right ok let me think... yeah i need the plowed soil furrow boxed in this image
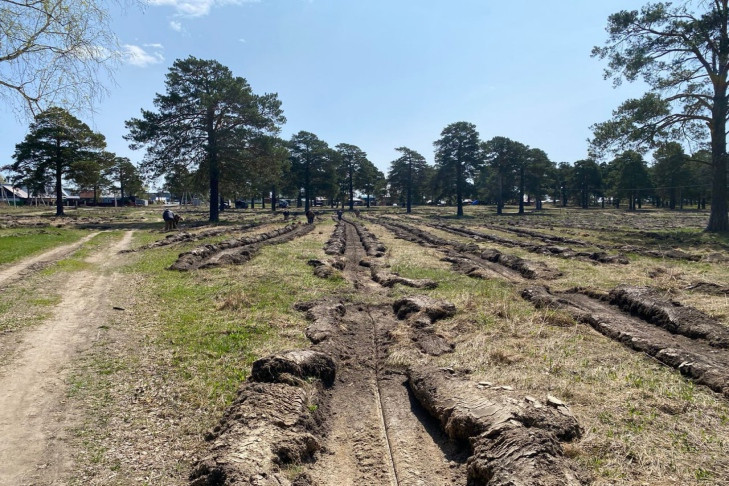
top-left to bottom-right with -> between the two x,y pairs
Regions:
378,372 -> 467,485
124,220 -> 267,252
370,218 -> 526,282
469,222 -> 587,247
170,222 -> 313,271
481,222 -> 706,261
305,221 -> 466,485
428,222 -> 628,265
523,287 -> 729,398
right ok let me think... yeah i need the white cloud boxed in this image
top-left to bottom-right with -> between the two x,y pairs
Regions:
169,20 -> 183,31
123,44 -> 165,67
148,0 -> 260,18
238,38 -> 246,43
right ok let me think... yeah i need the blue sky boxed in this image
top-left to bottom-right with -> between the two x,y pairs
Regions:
1,0 -> 647,187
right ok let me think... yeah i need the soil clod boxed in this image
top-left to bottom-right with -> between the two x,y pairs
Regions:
407,367 -> 584,485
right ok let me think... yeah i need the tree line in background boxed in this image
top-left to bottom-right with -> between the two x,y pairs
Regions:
3,1 -> 729,230
0,55 -> 721,223
1,107 -> 145,217
389,125 -> 715,217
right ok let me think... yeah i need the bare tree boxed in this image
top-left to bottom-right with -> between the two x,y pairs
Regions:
0,0 -> 119,117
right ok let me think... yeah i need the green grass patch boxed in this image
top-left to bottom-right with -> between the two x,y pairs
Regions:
0,227 -> 89,265
122,227 -> 348,408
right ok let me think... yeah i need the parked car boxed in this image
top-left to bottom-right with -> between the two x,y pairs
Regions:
235,200 -> 248,209
277,199 -> 289,208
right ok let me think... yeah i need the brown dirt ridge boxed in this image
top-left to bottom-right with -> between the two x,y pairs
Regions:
189,214 -> 587,485
522,285 -> 729,399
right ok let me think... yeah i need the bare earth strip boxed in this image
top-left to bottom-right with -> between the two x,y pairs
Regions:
305,221 -> 466,485
0,231 -> 133,485
0,232 -> 100,287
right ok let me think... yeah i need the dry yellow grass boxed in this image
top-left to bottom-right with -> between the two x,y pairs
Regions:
370,214 -> 729,485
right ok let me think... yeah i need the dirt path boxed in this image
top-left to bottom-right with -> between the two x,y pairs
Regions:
0,231 -> 133,485
305,220 -> 466,485
0,232 -> 100,287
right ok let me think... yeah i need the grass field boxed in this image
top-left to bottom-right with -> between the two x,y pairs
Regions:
1,204 -> 728,485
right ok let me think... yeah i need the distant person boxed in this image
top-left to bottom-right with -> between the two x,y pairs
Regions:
306,209 -> 315,224
337,209 -> 343,221
162,208 -> 175,231
283,210 -> 290,221
354,208 -> 361,218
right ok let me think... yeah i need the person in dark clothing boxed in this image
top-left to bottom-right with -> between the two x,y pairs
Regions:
283,210 -> 290,221
162,209 -> 182,230
306,209 -> 315,224
163,208 -> 175,231
337,209 -> 343,220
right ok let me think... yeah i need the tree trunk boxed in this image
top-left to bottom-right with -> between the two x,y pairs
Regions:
207,112 -> 220,222
706,76 -> 729,230
406,158 -> 412,214
304,157 -> 311,212
54,138 -> 64,216
497,172 -> 503,215
455,155 -> 464,217
348,168 -> 354,211
518,165 -> 524,214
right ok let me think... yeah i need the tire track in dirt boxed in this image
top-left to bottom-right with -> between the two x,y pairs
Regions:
0,231 -> 133,485
0,232 -> 100,288
304,220 -> 466,485
191,218 -> 585,484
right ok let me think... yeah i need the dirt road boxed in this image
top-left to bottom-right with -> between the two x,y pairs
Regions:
299,220 -> 467,485
0,231 -> 133,485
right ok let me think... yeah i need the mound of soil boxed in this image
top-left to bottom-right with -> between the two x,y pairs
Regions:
609,286 -> 729,348
298,301 -> 346,344
408,367 -> 584,485
393,295 -> 457,322
480,248 -> 563,279
170,223 -> 312,271
251,350 -> 337,386
348,219 -> 386,257
392,295 -> 456,356
522,286 -> 729,399
369,264 -> 438,289
324,222 -> 346,255
122,222 -> 262,253
686,281 -> 729,296
190,350 -> 335,485
307,259 -> 339,279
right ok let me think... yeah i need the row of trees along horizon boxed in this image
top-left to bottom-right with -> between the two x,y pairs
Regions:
4,2 -> 729,230
0,57 -> 720,224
